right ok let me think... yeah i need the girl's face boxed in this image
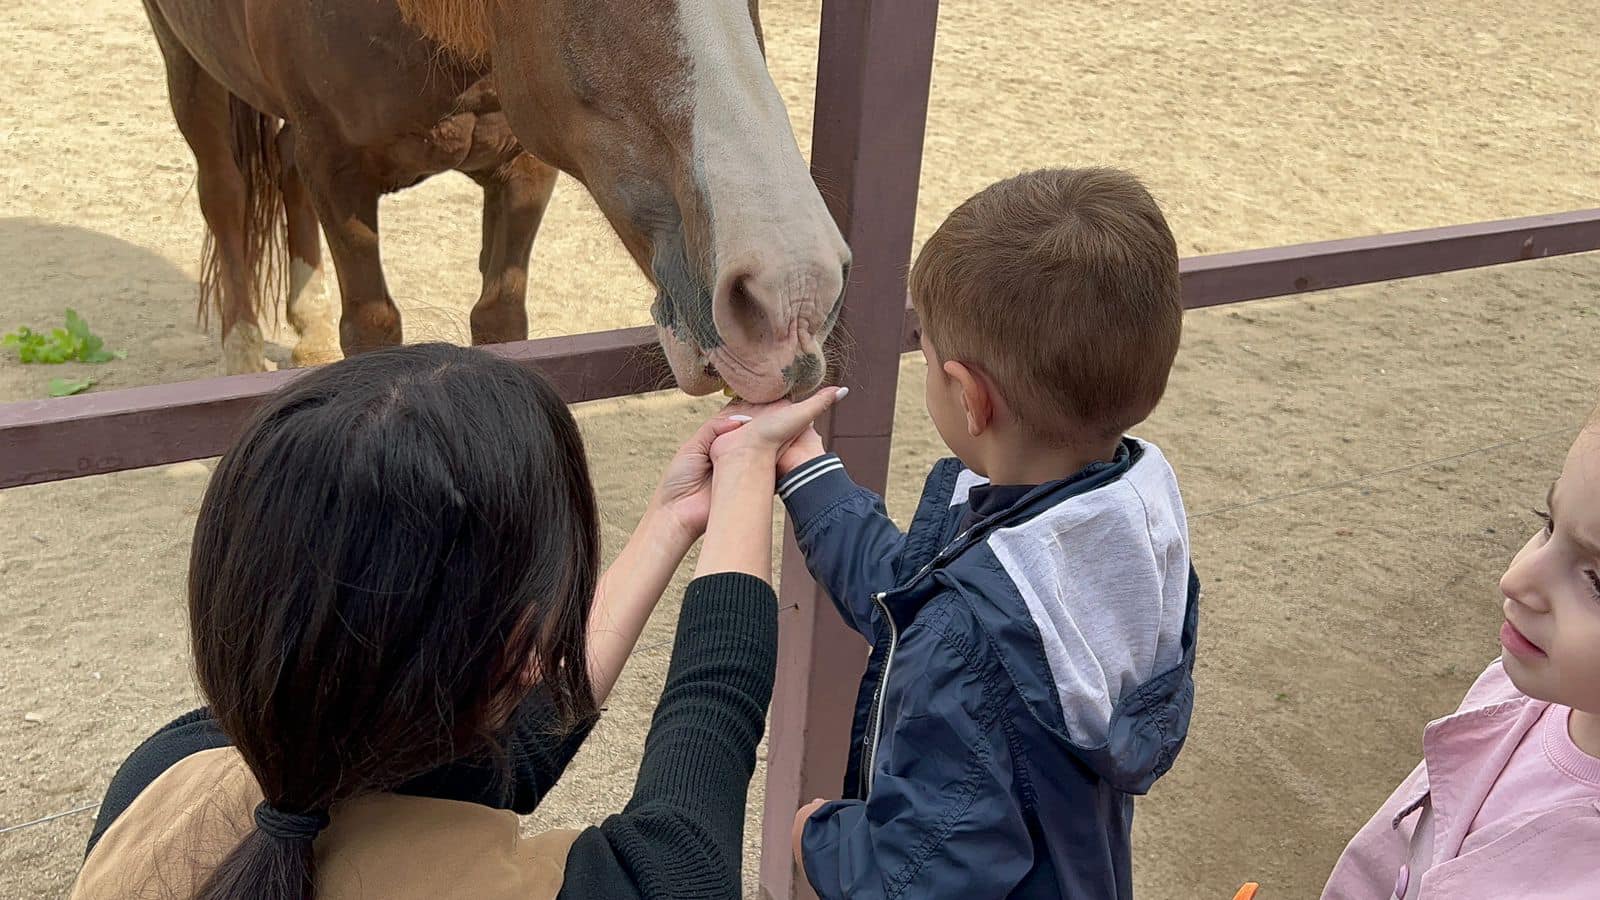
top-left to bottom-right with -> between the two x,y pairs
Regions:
1498,427 -> 1600,714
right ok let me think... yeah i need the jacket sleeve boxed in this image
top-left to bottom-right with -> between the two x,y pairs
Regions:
560,572 -> 778,900
778,454 -> 907,642
799,623 -> 1032,899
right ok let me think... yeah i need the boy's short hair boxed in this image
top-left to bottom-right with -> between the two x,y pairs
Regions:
910,167 -> 1182,442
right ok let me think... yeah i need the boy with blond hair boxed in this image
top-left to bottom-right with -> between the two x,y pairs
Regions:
773,168 -> 1200,898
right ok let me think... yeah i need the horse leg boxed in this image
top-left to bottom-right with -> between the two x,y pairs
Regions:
468,155 -> 558,345
277,130 -> 341,367
156,37 -> 276,374
296,138 -> 402,355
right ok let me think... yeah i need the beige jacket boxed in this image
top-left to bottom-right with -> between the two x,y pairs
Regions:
70,746 -> 579,900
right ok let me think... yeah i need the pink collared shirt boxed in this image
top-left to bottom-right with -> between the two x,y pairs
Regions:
1465,704 -> 1600,850
1320,659 -> 1600,899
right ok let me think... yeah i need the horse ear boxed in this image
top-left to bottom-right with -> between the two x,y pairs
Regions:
395,0 -> 495,61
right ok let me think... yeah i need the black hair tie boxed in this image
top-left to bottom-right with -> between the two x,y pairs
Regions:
254,801 -> 331,842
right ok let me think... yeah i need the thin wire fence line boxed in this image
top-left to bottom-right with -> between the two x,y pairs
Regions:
1192,427 -> 1570,520
0,802 -> 99,836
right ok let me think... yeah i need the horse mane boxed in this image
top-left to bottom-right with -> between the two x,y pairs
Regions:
395,0 -> 497,60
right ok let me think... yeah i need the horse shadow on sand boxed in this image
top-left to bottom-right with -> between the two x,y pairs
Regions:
0,217 -> 284,402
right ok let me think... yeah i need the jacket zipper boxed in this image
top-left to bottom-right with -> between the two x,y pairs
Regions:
858,527 -> 972,795
859,591 -> 898,794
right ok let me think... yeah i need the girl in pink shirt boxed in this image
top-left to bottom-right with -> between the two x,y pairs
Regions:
1320,419 -> 1600,899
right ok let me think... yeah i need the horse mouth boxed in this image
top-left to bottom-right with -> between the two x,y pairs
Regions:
657,324 -> 726,396
656,325 -> 818,402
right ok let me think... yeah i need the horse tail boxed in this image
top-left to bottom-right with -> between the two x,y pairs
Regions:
198,95 -> 287,332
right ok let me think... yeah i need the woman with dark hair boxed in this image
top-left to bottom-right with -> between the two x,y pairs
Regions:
69,343 -> 843,900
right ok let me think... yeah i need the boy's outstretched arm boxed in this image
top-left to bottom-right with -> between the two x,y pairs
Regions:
796,628 -> 1032,899
775,436 -> 907,642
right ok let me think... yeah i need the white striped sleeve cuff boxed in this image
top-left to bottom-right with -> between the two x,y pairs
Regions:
777,453 -> 845,501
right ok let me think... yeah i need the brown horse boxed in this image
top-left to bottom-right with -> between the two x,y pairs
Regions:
141,0 -> 849,401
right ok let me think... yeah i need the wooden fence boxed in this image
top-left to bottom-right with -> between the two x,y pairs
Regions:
2,0 -> 1599,896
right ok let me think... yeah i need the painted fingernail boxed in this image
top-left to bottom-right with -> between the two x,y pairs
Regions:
730,415 -> 753,423
834,387 -> 850,400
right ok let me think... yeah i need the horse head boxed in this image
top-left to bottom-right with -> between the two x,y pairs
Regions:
397,0 -> 850,402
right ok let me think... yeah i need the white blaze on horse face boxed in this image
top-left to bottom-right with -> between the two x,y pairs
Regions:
675,0 -> 848,400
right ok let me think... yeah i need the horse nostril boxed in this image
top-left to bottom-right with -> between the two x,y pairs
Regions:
716,271 -> 778,348
729,275 -> 759,320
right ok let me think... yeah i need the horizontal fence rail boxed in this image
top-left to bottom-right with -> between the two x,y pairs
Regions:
0,326 -> 665,489
3,209 -> 1599,490
1178,208 -> 1600,309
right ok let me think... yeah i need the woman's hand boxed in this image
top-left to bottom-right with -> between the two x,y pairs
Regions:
649,413 -> 752,546
710,387 -> 848,466
694,388 -> 847,580
586,412 -> 750,705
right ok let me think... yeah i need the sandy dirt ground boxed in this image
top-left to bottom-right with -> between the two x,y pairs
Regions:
3,0 -> 1599,897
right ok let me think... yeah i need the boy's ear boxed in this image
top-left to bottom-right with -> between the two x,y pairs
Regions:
944,360 -> 993,437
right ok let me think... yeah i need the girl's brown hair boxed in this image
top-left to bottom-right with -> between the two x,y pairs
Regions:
188,343 -> 600,899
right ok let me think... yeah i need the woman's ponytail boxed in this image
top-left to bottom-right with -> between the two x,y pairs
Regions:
192,803 -> 327,900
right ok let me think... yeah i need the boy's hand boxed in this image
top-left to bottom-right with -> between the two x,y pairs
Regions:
777,424 -> 827,477
791,798 -> 828,870
711,387 -> 847,465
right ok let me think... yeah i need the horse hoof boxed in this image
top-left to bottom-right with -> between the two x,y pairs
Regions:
291,343 -> 343,368
220,356 -> 277,375
220,323 -> 273,375
219,357 -> 278,374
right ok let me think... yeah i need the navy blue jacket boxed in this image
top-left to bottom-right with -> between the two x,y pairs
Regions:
778,438 -> 1201,899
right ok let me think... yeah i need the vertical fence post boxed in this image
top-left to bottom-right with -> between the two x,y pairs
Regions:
759,2 -> 940,898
